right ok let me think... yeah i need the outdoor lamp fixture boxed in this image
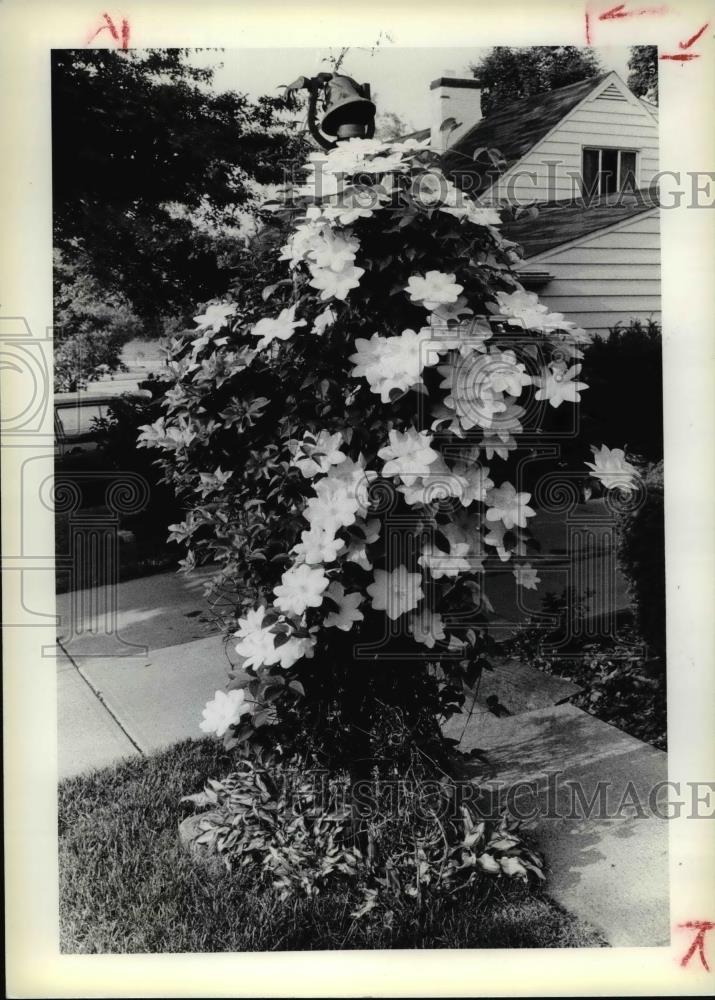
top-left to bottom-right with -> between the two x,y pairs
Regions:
283,72 -> 376,149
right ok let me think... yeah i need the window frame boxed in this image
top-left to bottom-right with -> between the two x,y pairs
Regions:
581,145 -> 640,197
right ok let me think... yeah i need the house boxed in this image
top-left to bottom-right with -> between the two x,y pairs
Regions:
418,71 -> 661,336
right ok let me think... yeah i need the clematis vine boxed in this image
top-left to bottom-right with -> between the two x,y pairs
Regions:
145,134 -> 595,759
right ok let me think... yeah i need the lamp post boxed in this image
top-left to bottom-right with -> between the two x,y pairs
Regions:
284,72 -> 376,149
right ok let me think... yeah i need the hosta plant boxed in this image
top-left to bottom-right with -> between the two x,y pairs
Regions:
181,728 -> 545,918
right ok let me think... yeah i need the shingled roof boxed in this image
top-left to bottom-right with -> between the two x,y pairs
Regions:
441,74 -> 608,195
499,189 -> 659,259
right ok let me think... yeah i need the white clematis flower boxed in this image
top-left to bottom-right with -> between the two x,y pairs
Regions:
408,609 -> 447,648
452,462 -> 494,506
482,349 -> 532,397
534,363 -> 588,408
271,634 -> 316,670
367,566 -> 424,620
273,563 -> 329,616
290,429 -> 346,479
193,302 -> 237,333
323,580 -> 364,631
495,288 -> 584,335
312,306 -> 337,336
418,524 -> 471,579
349,328 -> 439,403
378,427 -> 441,485
309,262 -> 365,301
234,605 -> 267,639
513,564 -> 541,590
251,305 -> 307,349
406,270 -> 464,311
585,445 -> 639,491
292,525 -> 344,565
483,521 -> 513,562
279,220 -> 326,267
305,477 -> 361,531
311,138 -> 390,176
396,456 -> 467,507
200,688 -> 253,737
479,429 -> 518,461
235,624 -> 279,670
438,355 -> 508,431
309,228 -> 359,272
485,483 -> 536,531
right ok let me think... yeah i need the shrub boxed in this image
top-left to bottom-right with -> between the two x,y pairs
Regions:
505,590 -> 666,749
579,318 -> 663,465
617,459 -> 666,663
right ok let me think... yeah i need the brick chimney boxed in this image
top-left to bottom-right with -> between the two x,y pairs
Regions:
430,71 -> 483,152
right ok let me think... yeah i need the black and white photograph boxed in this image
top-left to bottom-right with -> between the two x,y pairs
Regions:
2,2 -> 714,996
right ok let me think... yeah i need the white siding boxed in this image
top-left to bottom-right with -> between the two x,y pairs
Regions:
489,77 -> 659,203
519,210 -> 661,336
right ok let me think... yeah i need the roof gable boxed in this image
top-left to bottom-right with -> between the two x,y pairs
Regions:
441,73 -> 610,194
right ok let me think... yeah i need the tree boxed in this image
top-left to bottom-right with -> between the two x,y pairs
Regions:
627,46 -> 658,104
137,136 -> 621,907
374,110 -> 414,141
471,46 -> 603,116
53,249 -> 141,391
52,49 -> 308,337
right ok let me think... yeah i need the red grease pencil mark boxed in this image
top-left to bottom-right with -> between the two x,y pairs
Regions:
599,2 -> 668,20
586,10 -> 592,44
661,21 -> 709,60
680,21 -> 709,48
87,13 -> 131,50
679,920 -> 715,971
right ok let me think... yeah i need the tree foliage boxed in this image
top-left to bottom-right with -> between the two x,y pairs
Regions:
52,49 -> 308,335
471,46 -> 603,116
53,249 -> 141,391
374,110 -> 414,141
627,45 -> 658,104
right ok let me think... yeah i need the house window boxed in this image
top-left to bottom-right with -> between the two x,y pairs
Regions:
582,147 -> 638,197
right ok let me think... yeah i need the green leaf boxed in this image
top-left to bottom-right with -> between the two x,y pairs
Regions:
252,708 -> 274,729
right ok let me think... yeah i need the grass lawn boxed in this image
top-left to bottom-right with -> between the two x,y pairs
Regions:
59,739 -> 608,953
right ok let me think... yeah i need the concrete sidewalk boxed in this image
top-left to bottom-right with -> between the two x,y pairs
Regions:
57,565 -> 236,778
444,704 -> 669,947
57,554 -> 668,947
56,511 -> 632,779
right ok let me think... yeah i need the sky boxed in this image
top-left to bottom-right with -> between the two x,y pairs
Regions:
189,46 -> 633,132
